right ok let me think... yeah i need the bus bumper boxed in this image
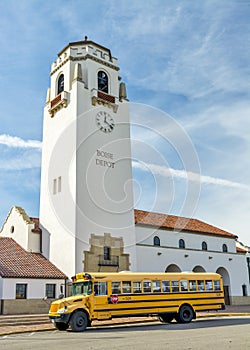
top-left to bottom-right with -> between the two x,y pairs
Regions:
49,314 -> 71,325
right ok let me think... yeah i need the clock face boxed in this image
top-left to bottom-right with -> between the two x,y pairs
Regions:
96,111 -> 114,133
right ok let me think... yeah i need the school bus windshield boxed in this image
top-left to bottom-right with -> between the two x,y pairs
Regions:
72,281 -> 92,296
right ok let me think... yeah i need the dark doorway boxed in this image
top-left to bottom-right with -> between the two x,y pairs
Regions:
224,286 -> 230,305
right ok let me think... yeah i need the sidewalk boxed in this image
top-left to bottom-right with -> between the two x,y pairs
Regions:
1,305 -> 250,336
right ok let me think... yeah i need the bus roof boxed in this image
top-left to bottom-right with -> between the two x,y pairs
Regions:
74,271 -> 221,282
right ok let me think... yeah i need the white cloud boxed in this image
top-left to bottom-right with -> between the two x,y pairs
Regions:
0,134 -> 42,149
0,150 -> 41,171
132,160 -> 250,191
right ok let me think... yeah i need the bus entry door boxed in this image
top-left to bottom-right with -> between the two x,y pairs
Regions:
93,282 -> 111,320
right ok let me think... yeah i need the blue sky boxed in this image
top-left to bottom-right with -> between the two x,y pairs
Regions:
0,0 -> 250,245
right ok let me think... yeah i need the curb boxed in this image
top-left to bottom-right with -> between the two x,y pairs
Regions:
1,313 -> 250,337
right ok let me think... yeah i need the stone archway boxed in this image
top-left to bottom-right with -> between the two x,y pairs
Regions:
216,267 -> 231,305
165,264 -> 181,272
193,265 -> 206,272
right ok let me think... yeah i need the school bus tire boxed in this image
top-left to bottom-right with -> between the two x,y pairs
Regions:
176,304 -> 194,323
70,310 -> 89,332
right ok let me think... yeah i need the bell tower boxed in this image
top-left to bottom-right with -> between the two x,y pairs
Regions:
39,38 -> 137,277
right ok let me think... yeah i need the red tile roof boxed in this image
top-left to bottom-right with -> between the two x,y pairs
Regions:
134,209 -> 237,238
236,246 -> 248,253
0,238 -> 67,279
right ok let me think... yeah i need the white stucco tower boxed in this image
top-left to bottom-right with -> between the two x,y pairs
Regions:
40,38 -> 137,277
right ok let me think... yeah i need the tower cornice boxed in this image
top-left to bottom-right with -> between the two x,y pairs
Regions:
50,54 -> 119,76
58,40 -> 114,60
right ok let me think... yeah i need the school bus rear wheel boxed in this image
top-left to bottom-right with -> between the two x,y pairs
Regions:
176,305 -> 194,323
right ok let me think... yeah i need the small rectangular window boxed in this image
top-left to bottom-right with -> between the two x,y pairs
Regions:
206,280 -> 213,291
122,281 -> 131,294
189,280 -> 197,292
112,281 -> 121,294
16,284 -> 27,299
198,280 -> 205,291
214,280 -> 221,291
162,280 -> 170,293
133,281 -> 141,293
172,281 -> 179,292
53,179 -> 57,194
104,246 -> 111,260
143,280 -> 152,293
152,280 -> 161,293
180,280 -> 188,292
46,284 -> 56,298
58,176 -> 62,192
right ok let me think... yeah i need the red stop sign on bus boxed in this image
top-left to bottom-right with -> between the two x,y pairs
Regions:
111,294 -> 118,304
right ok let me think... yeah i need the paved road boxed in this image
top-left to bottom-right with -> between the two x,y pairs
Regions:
1,316 -> 250,350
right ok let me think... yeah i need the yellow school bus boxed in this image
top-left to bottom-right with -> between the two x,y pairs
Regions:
48,271 -> 225,331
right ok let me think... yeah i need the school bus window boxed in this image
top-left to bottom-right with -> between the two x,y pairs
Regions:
112,281 -> 121,294
206,280 -> 213,291
72,281 -> 92,296
122,281 -> 131,294
214,280 -> 221,291
94,282 -> 107,296
162,280 -> 170,292
189,280 -> 197,292
133,281 -> 141,293
172,281 -> 179,292
143,280 -> 152,293
180,280 -> 188,291
152,280 -> 161,293
198,280 -> 205,291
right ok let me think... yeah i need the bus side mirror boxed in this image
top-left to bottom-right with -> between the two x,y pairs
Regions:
58,293 -> 64,299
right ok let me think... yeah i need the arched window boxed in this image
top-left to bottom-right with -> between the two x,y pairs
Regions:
57,74 -> 64,94
222,244 -> 228,252
179,239 -> 185,249
98,71 -> 108,93
202,241 -> 207,251
153,236 -> 160,246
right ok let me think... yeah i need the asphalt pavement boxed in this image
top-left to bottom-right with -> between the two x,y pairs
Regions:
1,305 -> 250,336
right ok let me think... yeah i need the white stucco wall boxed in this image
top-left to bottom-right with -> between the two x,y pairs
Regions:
0,207 -> 40,253
1,207 -> 30,249
1,278 -> 65,299
135,225 -> 249,297
136,225 -> 236,253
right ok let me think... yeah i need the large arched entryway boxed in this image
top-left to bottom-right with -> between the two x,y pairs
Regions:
165,264 -> 181,272
217,267 -> 231,305
192,265 -> 206,272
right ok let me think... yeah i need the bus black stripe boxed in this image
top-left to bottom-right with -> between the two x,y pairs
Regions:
108,296 -> 223,304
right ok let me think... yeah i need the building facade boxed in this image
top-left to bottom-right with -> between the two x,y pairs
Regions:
37,38 -> 249,305
134,209 -> 249,305
0,39 -> 249,310
0,207 -> 67,314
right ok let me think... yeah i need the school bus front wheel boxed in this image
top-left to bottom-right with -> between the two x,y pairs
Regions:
70,310 -> 89,332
